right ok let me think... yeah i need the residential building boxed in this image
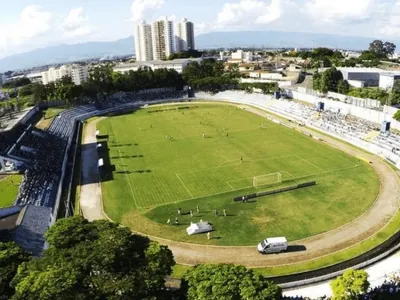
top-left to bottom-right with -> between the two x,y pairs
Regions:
134,21 -> 153,62
231,50 -> 253,63
41,64 -> 88,85
113,58 -> 203,74
379,73 -> 400,90
26,72 -> 43,84
175,18 -> 195,52
152,17 -> 175,60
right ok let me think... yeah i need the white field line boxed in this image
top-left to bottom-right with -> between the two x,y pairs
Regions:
225,181 -> 235,190
178,154 -> 298,176
175,173 -> 194,198
192,155 -> 207,169
110,123 -> 139,209
137,163 -> 361,209
296,155 -> 325,172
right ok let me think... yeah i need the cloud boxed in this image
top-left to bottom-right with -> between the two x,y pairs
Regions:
130,0 -> 164,22
0,5 -> 53,50
305,0 -> 375,23
62,7 -> 94,37
380,0 -> 400,36
216,0 -> 283,27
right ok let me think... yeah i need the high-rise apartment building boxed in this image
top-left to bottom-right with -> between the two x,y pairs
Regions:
151,17 -> 175,60
134,21 -> 153,62
175,18 -> 195,52
41,64 -> 88,85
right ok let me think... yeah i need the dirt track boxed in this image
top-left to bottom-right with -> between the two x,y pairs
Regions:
81,102 -> 400,267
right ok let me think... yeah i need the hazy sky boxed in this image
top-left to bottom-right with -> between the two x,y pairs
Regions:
0,0 -> 400,58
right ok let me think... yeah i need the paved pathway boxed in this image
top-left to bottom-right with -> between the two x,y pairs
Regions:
79,118 -> 105,221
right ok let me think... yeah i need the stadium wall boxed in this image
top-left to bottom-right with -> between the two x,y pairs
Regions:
285,90 -> 400,130
20,107 -> 39,125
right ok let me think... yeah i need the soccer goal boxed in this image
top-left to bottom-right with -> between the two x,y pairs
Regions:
253,172 -> 282,187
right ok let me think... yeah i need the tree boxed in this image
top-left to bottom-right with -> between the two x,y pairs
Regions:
182,264 -> 281,300
337,80 -> 350,95
12,216 -> 175,300
393,110 -> 400,121
0,242 -> 30,299
331,269 -> 370,300
228,63 -> 241,79
312,47 -> 334,58
368,40 -> 396,58
384,41 -> 396,57
318,67 -> 343,93
369,40 -> 385,57
18,84 -> 34,97
313,71 -> 321,91
31,83 -> 48,104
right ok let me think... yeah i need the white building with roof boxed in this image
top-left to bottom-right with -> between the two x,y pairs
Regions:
41,64 -> 88,85
379,73 -> 400,90
231,50 -> 253,63
27,72 -> 43,84
113,58 -> 202,74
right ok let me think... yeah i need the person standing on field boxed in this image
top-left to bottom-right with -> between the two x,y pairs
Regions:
207,232 -> 211,240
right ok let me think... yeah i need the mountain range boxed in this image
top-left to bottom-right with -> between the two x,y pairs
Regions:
0,31 -> 398,72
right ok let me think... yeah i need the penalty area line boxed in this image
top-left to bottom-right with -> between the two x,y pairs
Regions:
176,173 -> 194,199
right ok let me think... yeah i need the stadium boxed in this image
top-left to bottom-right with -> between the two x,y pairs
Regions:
0,88 -> 399,284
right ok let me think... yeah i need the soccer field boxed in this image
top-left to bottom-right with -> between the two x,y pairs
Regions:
98,103 -> 379,245
0,175 -> 22,208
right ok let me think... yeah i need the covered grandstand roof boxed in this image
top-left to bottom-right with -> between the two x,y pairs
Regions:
13,205 -> 52,256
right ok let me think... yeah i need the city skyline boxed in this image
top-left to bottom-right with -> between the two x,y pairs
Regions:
2,0 -> 400,60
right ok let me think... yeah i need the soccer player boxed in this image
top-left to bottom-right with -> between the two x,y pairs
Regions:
223,209 -> 227,217
196,205 -> 200,213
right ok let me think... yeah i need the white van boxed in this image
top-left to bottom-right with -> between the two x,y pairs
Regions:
257,237 -> 288,254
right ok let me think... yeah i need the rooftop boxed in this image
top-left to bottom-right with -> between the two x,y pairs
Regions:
13,205 -> 52,256
114,58 -> 202,69
0,108 -> 33,133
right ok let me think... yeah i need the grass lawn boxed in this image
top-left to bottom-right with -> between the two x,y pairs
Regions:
98,103 -> 379,246
0,175 -> 22,208
36,107 -> 67,130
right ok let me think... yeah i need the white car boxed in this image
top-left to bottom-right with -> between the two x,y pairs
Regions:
257,237 -> 288,254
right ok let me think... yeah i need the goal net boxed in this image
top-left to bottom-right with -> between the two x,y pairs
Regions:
253,172 -> 282,187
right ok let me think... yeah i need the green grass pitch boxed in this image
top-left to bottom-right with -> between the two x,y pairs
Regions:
0,175 -> 22,208
97,103 -> 379,245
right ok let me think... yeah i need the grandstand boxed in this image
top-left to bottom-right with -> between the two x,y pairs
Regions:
0,89 -> 187,255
